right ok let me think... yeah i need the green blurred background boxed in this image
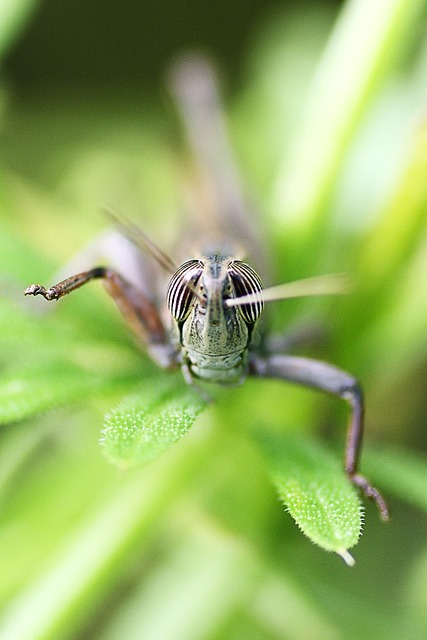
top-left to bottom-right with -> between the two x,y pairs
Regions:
1,0 -> 427,639
3,0 -> 342,84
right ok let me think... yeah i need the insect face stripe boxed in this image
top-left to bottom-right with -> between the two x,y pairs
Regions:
229,261 -> 264,323
167,260 -> 203,322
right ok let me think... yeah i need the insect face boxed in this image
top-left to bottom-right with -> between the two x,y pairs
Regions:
165,256 -> 264,383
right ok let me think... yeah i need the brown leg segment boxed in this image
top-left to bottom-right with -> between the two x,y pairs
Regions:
25,267 -> 107,300
25,267 -> 179,370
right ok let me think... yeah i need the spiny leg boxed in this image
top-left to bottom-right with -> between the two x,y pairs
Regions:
249,354 -> 389,520
25,267 -> 107,300
25,267 -> 179,370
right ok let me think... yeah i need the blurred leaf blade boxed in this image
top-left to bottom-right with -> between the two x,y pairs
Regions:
0,363 -> 136,424
99,528 -> 260,640
0,0 -> 41,61
273,0 -> 427,236
360,122 -> 427,283
364,446 -> 427,513
0,288 -> 146,424
0,438 -> 211,640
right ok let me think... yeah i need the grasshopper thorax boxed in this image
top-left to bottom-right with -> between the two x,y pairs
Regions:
166,255 -> 264,384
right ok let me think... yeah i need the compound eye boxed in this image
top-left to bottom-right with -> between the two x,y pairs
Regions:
167,260 -> 203,322
229,261 -> 264,323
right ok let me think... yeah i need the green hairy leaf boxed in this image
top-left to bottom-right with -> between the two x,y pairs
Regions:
255,431 -> 362,561
100,380 -> 207,468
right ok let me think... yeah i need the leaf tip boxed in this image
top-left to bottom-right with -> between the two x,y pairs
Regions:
336,548 -> 356,567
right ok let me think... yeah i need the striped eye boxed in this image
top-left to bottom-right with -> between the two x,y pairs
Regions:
167,260 -> 203,322
228,261 -> 264,323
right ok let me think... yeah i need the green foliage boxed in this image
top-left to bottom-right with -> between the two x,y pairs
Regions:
101,381 -> 207,468
1,0 -> 427,639
256,432 -> 362,559
0,0 -> 40,60
364,447 -> 427,512
0,363 -> 117,423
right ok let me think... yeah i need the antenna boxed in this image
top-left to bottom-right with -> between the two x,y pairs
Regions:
103,208 -> 179,274
226,273 -> 350,307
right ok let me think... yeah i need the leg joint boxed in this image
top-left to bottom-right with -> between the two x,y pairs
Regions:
339,378 -> 363,403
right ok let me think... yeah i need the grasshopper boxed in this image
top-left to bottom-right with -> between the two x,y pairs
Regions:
24,55 -> 389,520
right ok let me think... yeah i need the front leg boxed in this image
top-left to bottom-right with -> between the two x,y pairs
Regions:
25,267 -> 179,370
249,354 -> 389,520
